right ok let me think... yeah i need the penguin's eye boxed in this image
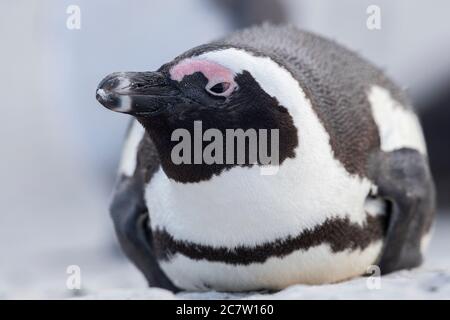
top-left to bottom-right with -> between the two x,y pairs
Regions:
206,82 -> 232,97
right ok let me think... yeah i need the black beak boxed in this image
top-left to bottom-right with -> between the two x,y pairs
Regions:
96,71 -> 180,116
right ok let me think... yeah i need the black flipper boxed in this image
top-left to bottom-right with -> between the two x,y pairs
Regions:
368,148 -> 436,274
110,175 -> 179,291
110,129 -> 179,292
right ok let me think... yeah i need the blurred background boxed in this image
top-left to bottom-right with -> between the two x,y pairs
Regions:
0,0 -> 449,299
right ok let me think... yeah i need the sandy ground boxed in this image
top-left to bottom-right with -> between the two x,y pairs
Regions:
81,214 -> 450,300
1,214 -> 449,300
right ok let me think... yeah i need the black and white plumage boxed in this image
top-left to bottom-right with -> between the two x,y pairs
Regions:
96,25 -> 435,292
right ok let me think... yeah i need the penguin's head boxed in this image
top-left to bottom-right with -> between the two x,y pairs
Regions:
96,47 -> 298,181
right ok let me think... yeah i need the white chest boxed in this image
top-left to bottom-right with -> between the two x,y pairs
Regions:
144,153 -> 383,290
146,159 -> 373,246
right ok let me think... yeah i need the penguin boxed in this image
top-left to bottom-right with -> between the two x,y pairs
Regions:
96,24 -> 435,292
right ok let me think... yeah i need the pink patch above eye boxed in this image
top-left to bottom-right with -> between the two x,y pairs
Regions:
169,58 -> 237,95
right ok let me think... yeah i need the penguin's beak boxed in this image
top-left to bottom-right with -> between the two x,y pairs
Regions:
96,72 -> 180,116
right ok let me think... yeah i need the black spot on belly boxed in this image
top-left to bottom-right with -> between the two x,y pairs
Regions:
152,214 -> 387,265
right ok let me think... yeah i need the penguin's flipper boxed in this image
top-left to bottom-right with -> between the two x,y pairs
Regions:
369,148 -> 435,274
110,174 -> 179,292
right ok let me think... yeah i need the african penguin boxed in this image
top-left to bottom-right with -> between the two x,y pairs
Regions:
96,25 -> 435,292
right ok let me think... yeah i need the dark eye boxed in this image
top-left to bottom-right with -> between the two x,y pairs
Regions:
206,82 -> 231,96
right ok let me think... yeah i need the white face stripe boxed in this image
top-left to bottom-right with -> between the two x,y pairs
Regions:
146,48 -> 374,248
118,120 -> 145,177
368,85 -> 427,154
